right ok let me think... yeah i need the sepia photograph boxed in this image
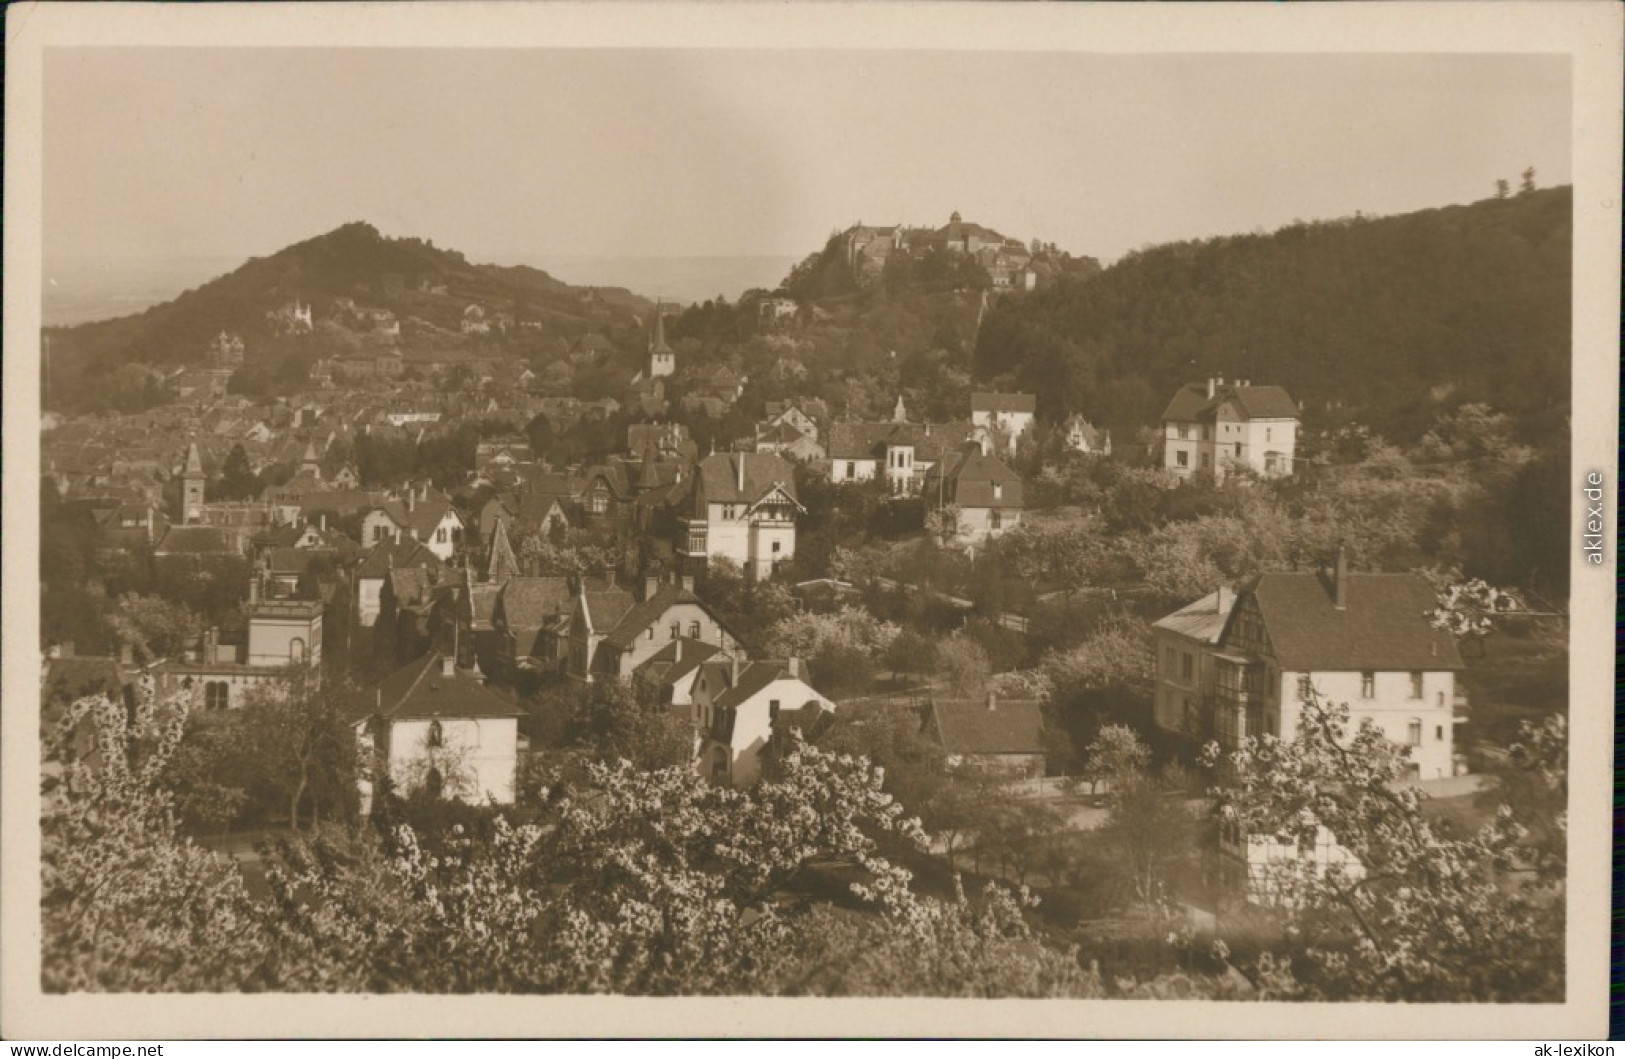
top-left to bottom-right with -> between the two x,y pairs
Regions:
3,1 -> 1618,1041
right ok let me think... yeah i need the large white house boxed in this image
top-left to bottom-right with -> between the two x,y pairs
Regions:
360,651 -> 523,809
969,392 -> 1036,457
690,657 -> 834,787
676,452 -> 803,580
1160,377 -> 1298,480
1157,555 -> 1465,781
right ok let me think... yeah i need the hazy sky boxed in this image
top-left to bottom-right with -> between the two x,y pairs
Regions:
44,48 -> 1571,266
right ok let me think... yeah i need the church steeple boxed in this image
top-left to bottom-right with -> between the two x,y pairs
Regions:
648,301 -> 675,378
181,441 -> 206,524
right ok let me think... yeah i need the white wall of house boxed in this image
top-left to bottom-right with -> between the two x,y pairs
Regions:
361,510 -> 403,545
383,716 -> 518,804
1279,669 -> 1457,780
246,614 -> 323,668
953,505 -> 1019,546
422,511 -> 464,560
698,675 -> 833,787
357,576 -> 385,627
617,602 -> 738,677
702,503 -> 796,580
834,458 -> 878,483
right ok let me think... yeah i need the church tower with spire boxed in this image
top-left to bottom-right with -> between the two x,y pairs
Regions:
181,441 -> 206,524
648,301 -> 675,379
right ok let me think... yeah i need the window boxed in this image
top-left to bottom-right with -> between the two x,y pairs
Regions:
1235,443 -> 1243,457
845,462 -> 855,479
1407,719 -> 1422,747
1410,671 -> 1424,699
1361,672 -> 1375,699
647,627 -> 655,641
436,527 -> 448,544
670,621 -> 681,640
1436,725 -> 1445,741
427,720 -> 444,748
769,699 -> 780,724
689,621 -> 701,639
771,540 -> 781,554
1201,454 -> 1211,468
373,525 -> 388,542
990,509 -> 1002,530
205,681 -> 229,710
1266,427 -> 1273,443
1298,674 -> 1314,701
711,747 -> 729,780
425,768 -> 444,799
1176,451 -> 1189,468
290,638 -> 306,664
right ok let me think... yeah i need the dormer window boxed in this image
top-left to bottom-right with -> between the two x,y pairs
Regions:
993,482 -> 1003,500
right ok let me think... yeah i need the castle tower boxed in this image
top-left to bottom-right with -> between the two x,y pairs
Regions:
181,441 -> 205,524
648,301 -> 675,379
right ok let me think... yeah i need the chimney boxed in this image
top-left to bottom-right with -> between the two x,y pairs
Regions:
320,513 -> 328,532
1333,547 -> 1349,610
1216,585 -> 1231,613
986,690 -> 997,712
644,575 -> 659,601
674,639 -> 683,664
786,656 -> 800,680
736,453 -> 745,493
441,654 -> 457,677
119,642 -> 135,666
730,655 -> 741,687
1206,377 -> 1218,399
406,490 -> 416,513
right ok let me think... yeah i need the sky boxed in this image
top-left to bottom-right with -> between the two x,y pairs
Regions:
43,48 -> 1572,268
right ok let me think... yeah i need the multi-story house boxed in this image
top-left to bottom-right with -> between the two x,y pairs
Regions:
970,392 -> 1036,457
1150,587 -> 1238,747
359,484 -> 466,560
920,447 -> 1024,546
359,651 -> 523,811
1186,554 -> 1465,780
1160,377 -> 1298,480
691,657 -> 833,787
826,415 -> 979,495
566,574 -> 741,682
1061,414 -> 1111,456
157,575 -> 324,711
674,452 -> 803,580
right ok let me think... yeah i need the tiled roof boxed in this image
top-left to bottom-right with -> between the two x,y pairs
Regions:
929,695 -> 1044,756
1152,588 -> 1237,643
923,450 -> 1024,510
1161,383 -> 1298,423
153,525 -> 242,556
1230,572 -> 1465,672
601,585 -> 715,649
495,576 -> 575,630
826,420 -> 978,463
695,452 -> 800,506
580,586 -> 636,634
356,538 -> 442,579
376,652 -> 523,721
633,637 -> 723,686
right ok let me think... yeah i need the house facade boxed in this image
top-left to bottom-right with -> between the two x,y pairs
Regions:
969,393 -> 1036,457
925,691 -> 1045,778
1150,587 -> 1238,745
364,652 -> 523,807
920,448 -> 1024,546
691,658 -> 833,787
676,452 -> 803,580
1161,377 -> 1298,480
1198,556 -> 1465,781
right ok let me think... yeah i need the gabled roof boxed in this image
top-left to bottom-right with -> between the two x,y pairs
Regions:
1161,382 -> 1299,423
1153,588 -> 1238,643
826,420 -> 978,463
153,525 -> 242,556
1227,571 -> 1464,672
356,538 -> 442,579
633,637 -> 724,687
922,449 -> 1024,510
495,576 -> 576,630
694,452 -> 800,507
375,652 -> 523,721
970,392 -> 1036,414
928,695 -> 1044,756
600,585 -> 719,650
579,585 -> 637,634
484,519 -> 520,584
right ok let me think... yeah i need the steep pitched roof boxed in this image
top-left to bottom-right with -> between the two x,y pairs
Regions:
484,519 -> 520,584
375,652 -> 524,721
924,449 -> 1024,510
495,576 -> 576,630
1161,382 -> 1299,423
633,637 -> 723,686
579,585 -> 637,634
600,585 -> 722,650
1152,588 -> 1238,644
694,452 -> 800,507
153,525 -> 241,556
356,538 -> 442,579
929,695 -> 1044,756
826,420 -> 978,463
1230,571 -> 1465,672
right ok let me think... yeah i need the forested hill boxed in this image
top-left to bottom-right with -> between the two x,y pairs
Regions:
43,222 -> 652,413
974,187 -> 1572,442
